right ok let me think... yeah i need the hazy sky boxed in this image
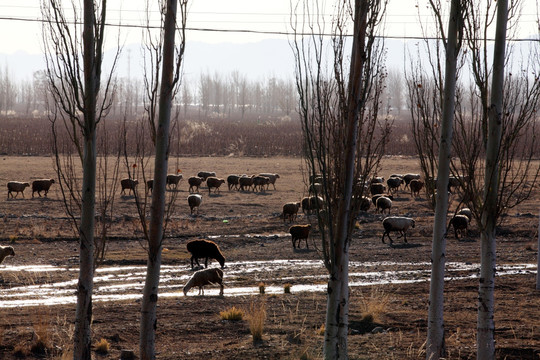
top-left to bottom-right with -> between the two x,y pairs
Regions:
1,1 -> 536,55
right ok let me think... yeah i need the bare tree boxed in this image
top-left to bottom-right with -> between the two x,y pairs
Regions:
139,0 -> 188,358
41,0 -> 119,357
425,1 -> 464,359
291,0 -> 389,357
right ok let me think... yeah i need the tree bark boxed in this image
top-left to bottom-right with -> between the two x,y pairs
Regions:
536,208 -> 540,290
426,1 -> 461,358
477,0 -> 507,358
139,0 -> 177,358
73,1 -> 98,358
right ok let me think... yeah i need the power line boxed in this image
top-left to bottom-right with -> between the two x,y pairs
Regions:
0,15 -> 538,43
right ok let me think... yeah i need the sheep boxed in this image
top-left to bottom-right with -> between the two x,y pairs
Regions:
258,173 -> 280,190
183,267 -> 224,296
289,224 -> 311,249
457,207 -> 472,220
371,194 -> 393,206
386,177 -> 403,195
166,174 -> 183,189
206,176 -> 226,194
301,195 -> 323,215
120,178 -> 138,195
370,176 -> 385,184
187,194 -> 203,215
188,176 -> 204,193
410,179 -> 425,198
376,196 -> 393,214
403,173 -> 421,189
32,179 -> 55,198
370,182 -> 385,196
449,214 -> 469,239
227,174 -> 241,191
7,181 -> 30,198
354,195 -> 371,212
282,201 -> 301,223
197,171 -> 216,181
0,246 -> 15,264
186,239 -> 225,269
146,179 -> 154,194
252,175 -> 270,192
238,175 -> 255,192
308,182 -> 323,195
381,217 -> 416,245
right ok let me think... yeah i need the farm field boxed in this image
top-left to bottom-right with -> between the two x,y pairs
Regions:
0,155 -> 539,359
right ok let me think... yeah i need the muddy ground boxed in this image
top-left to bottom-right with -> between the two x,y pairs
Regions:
0,156 -> 539,359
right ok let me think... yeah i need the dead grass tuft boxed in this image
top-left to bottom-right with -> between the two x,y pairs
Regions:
220,306 -> 244,321
247,299 -> 266,342
356,287 -> 391,323
94,338 -> 110,354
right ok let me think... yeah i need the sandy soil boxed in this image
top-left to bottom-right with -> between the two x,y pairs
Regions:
0,155 -> 539,359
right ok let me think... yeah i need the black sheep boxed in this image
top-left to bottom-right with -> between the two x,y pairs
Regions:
186,239 -> 225,269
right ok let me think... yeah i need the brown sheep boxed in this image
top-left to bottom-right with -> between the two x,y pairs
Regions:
7,181 -> 30,198
32,179 -> 55,198
370,182 -> 385,196
258,173 -> 280,190
252,175 -> 270,192
289,224 -> 312,249
449,215 -> 469,239
146,179 -> 154,194
206,176 -> 226,194
186,239 -> 225,269
0,246 -> 15,264
238,175 -> 255,191
166,174 -> 183,189
410,179 -> 424,198
183,267 -> 224,296
188,176 -> 204,193
197,171 -> 216,181
282,202 -> 301,223
227,174 -> 241,191
120,178 -> 138,195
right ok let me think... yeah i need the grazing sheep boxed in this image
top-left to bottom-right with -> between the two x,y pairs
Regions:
376,196 -> 393,214
166,174 -> 183,189
370,176 -> 385,184
7,181 -> 30,198
188,176 -> 204,193
449,215 -> 469,239
0,246 -> 15,264
410,179 -> 425,198
197,171 -> 216,181
146,179 -> 154,194
227,174 -> 241,191
238,175 -> 255,192
381,217 -> 416,245
355,196 -> 371,212
206,176 -> 226,194
283,202 -> 301,223
386,177 -> 403,195
457,207 -> 472,220
183,267 -> 224,296
252,175 -> 270,192
258,173 -> 280,190
308,182 -> 323,195
448,175 -> 469,192
289,224 -> 312,249
32,179 -> 55,198
371,194 -> 393,206
186,239 -> 225,269
301,195 -> 324,215
403,173 -> 421,189
187,194 -> 203,215
370,182 -> 385,196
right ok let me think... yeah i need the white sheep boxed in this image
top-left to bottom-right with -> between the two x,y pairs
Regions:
32,179 -> 55,198
376,196 -> 393,214
183,267 -> 224,296
0,246 -> 15,264
7,181 -> 30,198
381,216 -> 416,245
258,173 -> 280,190
187,194 -> 203,215
282,201 -> 301,223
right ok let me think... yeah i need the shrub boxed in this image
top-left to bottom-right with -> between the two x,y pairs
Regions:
247,300 -> 266,342
357,287 -> 390,323
220,306 -> 244,321
94,338 -> 110,354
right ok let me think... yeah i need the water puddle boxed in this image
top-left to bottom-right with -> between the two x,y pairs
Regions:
0,261 -> 535,308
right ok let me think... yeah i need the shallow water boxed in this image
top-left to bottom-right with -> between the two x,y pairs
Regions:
0,261 -> 536,307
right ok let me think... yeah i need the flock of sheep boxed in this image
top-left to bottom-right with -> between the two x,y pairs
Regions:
6,179 -> 55,198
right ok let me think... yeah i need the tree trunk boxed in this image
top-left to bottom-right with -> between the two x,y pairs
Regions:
537,208 -> 540,290
426,1 -> 461,358
477,0 -> 507,358
139,0 -> 177,358
73,1 -> 98,358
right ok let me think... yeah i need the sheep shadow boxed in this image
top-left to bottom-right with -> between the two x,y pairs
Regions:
388,242 -> 422,249
292,247 -> 313,253
208,193 -> 224,198
120,194 -> 137,200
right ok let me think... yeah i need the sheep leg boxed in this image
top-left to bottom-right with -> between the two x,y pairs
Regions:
304,238 -> 309,249
292,237 -> 297,249
204,257 -> 208,268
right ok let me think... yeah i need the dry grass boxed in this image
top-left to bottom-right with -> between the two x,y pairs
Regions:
219,306 -> 244,321
356,287 -> 391,324
94,338 -> 110,354
247,299 -> 267,342
258,282 -> 266,294
283,283 -> 292,294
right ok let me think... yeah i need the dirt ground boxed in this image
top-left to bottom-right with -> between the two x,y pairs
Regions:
0,155 -> 539,359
